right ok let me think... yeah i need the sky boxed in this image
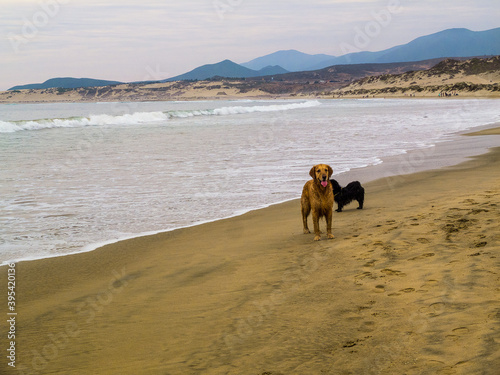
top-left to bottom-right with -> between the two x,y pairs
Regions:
1,0 -> 499,90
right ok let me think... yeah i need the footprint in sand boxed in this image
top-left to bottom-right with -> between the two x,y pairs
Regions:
462,198 -> 479,205
446,327 -> 470,341
469,208 -> 489,215
380,268 -> 406,277
488,310 -> 500,320
468,252 -> 482,257
419,302 -> 446,317
387,292 -> 401,297
363,260 -> 377,268
373,285 -> 385,293
420,279 -> 439,290
354,271 -> 377,285
473,241 -> 487,248
409,252 -> 435,261
356,271 -> 377,280
417,238 -> 431,244
448,207 -> 467,212
357,301 -> 377,312
400,287 -> 415,293
452,327 -> 469,334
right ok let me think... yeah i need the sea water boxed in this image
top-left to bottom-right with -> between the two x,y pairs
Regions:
1,99 -> 499,264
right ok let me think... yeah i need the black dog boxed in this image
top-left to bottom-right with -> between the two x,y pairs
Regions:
330,179 -> 365,212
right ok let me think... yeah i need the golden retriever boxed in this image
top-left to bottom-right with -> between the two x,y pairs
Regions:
301,164 -> 335,241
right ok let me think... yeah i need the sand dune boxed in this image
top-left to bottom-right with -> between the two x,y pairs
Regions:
336,57 -> 500,98
0,80 -> 275,103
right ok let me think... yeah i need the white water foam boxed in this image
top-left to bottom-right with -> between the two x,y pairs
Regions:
0,100 -> 321,132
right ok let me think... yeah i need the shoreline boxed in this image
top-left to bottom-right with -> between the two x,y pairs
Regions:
0,85 -> 500,104
1,126 -> 499,374
2,122 -> 499,267
1,92 -> 499,104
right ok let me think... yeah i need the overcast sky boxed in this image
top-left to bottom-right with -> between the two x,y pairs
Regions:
1,0 -> 499,90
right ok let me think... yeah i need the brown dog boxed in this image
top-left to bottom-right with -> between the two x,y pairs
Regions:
301,164 -> 335,241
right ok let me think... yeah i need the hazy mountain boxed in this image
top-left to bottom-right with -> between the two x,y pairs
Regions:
256,65 -> 290,76
250,58 -> 450,84
241,50 -> 335,72
242,28 -> 500,72
163,59 -> 289,81
9,77 -> 123,90
315,28 -> 500,68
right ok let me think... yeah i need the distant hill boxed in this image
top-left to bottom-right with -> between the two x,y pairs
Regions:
163,60 -> 289,81
248,58 -> 451,84
256,65 -> 290,77
241,28 -> 500,71
241,50 -> 335,72
317,28 -> 500,67
337,56 -> 500,97
9,77 -> 123,91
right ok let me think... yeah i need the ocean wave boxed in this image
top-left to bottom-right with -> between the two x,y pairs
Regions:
0,100 -> 321,133
212,100 -> 321,115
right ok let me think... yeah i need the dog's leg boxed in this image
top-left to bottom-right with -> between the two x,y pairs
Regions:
302,204 -> 311,234
326,210 -> 335,239
312,211 -> 321,241
358,192 -> 364,209
336,203 -> 343,212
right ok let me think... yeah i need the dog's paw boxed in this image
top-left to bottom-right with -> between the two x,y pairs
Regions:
303,229 -> 311,234
314,235 -> 321,241
327,233 -> 335,240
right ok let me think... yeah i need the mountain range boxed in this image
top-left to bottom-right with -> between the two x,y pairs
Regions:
163,60 -> 289,81
8,27 -> 500,91
241,28 -> 500,71
9,77 -> 123,91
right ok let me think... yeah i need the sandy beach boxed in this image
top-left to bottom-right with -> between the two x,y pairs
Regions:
1,128 -> 500,374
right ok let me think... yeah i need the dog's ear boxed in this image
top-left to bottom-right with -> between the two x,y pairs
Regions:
328,165 -> 333,178
309,166 -> 317,179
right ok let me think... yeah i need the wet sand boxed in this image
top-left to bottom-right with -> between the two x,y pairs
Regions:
1,129 -> 499,374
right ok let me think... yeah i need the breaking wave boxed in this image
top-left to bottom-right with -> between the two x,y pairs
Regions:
0,100 -> 321,133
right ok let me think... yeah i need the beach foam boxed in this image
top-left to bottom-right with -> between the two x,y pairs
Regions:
0,100 -> 321,133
